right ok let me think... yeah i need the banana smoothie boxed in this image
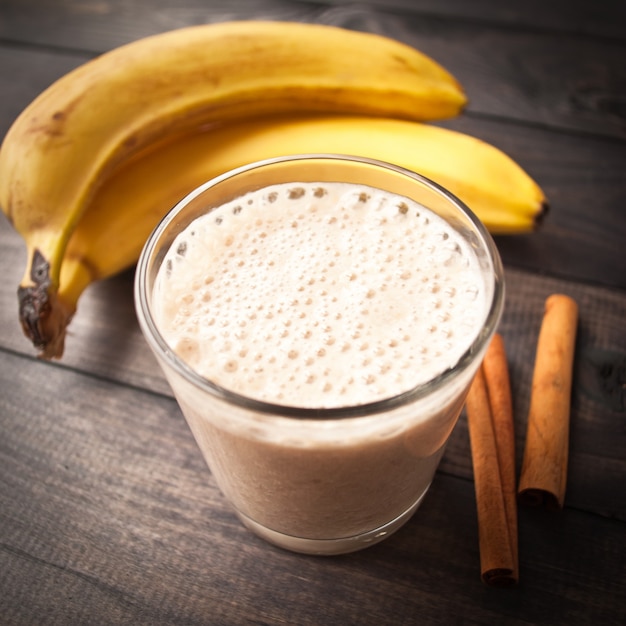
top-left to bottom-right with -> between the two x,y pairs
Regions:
137,157 -> 503,554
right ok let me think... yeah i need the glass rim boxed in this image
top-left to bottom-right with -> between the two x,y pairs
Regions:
134,153 -> 505,420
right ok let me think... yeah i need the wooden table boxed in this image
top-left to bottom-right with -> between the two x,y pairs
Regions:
1,1 -> 625,624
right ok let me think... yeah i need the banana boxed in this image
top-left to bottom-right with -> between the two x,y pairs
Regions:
44,114 -> 547,359
0,20 -> 466,356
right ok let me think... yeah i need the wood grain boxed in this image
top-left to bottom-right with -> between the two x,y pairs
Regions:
0,0 -> 625,624
1,351 -> 624,624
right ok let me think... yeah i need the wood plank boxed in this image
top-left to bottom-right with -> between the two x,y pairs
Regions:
297,0 -> 626,40
0,0 -> 317,51
1,351 -> 624,625
3,0 -> 625,43
0,1 -> 624,139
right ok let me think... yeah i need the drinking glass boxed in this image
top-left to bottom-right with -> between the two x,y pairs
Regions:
135,154 -> 504,555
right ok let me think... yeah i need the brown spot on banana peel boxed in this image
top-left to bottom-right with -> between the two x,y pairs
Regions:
17,249 -> 72,359
18,250 -> 51,346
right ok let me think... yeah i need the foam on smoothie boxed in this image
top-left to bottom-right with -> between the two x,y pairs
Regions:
152,181 -> 487,407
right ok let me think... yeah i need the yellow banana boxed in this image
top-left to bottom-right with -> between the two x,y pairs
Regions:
45,114 -> 547,359
0,20 -> 466,356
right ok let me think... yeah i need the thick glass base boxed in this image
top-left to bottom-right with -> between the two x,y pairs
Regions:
236,485 -> 431,556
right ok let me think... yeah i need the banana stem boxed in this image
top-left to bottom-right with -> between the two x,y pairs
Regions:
17,248 -> 79,358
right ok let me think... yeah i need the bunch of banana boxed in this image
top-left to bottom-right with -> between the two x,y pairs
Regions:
0,19 -> 468,358
0,20 -> 547,359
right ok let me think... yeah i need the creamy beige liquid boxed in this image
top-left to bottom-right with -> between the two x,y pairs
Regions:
151,181 -> 489,549
154,182 -> 486,407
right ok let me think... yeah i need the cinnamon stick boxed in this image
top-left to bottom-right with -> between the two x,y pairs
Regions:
518,294 -> 578,509
466,363 -> 516,587
482,333 -> 518,581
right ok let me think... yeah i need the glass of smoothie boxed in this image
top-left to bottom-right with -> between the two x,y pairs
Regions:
135,154 -> 504,555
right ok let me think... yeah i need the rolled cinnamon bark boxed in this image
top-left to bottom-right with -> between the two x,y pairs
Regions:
466,363 -> 517,587
518,294 -> 578,509
482,333 -> 518,580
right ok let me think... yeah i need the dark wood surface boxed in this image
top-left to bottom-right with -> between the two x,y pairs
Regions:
1,1 -> 625,624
